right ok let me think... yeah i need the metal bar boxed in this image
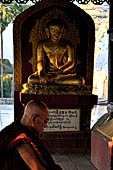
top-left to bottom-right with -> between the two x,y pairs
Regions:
0,10 -> 3,98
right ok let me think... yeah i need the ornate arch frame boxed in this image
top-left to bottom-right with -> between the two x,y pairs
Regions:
14,0 -> 95,92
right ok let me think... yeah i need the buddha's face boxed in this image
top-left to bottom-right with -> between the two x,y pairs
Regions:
49,25 -> 64,41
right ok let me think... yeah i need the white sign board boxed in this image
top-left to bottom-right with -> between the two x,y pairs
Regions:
44,109 -> 80,132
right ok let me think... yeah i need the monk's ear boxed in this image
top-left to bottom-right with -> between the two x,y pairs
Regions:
31,114 -> 37,124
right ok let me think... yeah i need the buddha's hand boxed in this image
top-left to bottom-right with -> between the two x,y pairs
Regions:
34,71 -> 38,75
39,75 -> 48,84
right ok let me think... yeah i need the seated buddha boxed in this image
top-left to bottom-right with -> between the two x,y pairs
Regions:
28,18 -> 85,86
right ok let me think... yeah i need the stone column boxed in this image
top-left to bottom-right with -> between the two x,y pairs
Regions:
108,1 -> 113,102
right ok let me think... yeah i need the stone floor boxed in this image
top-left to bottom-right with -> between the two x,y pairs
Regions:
52,153 -> 97,170
0,101 -> 108,170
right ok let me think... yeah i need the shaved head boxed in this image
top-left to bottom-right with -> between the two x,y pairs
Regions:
24,100 -> 48,115
21,100 -> 49,128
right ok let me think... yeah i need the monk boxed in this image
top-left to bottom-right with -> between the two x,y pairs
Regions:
0,100 -> 62,170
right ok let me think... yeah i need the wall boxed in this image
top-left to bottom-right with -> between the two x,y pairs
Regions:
80,2 -> 109,99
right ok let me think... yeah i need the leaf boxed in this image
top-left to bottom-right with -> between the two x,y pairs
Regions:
1,3 -> 32,32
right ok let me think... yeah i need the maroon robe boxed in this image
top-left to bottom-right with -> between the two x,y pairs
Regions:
0,120 -> 62,170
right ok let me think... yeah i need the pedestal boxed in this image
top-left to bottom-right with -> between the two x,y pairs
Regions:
19,93 -> 97,153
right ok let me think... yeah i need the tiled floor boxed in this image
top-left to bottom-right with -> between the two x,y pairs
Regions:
0,102 -> 107,170
52,153 -> 97,170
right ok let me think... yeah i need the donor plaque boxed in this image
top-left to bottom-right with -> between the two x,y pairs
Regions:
45,109 -> 80,132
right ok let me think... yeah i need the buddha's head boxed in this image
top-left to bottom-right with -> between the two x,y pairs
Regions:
45,18 -> 66,41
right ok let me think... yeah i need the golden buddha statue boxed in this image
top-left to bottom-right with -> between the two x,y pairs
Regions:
28,18 -> 85,86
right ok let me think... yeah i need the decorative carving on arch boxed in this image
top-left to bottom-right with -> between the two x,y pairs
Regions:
1,0 -> 110,5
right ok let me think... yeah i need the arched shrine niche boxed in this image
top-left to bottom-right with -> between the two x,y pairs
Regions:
14,0 -> 95,96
